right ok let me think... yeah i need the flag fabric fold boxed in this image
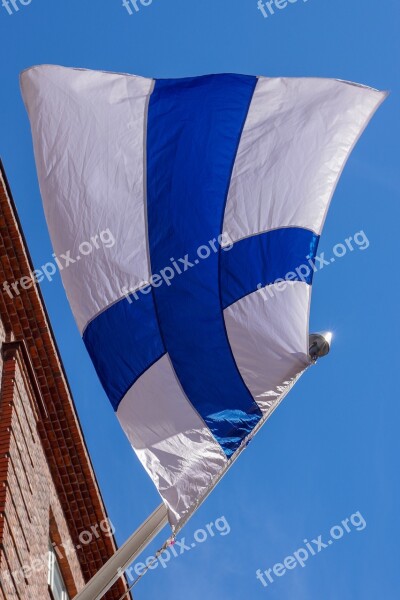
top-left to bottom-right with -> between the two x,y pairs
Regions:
20,65 -> 386,530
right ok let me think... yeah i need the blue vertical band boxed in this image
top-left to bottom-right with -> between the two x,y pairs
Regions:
147,74 -> 261,457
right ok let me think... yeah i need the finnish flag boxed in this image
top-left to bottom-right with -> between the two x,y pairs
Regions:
21,66 -> 385,530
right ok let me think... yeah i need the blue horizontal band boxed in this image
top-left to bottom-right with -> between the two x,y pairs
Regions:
83,226 -> 318,420
83,289 -> 165,411
221,228 -> 319,309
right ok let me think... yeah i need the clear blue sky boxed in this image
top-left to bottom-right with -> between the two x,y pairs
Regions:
1,1 -> 399,598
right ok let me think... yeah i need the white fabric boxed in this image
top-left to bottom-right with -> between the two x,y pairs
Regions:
21,65 -> 386,530
21,65 -> 154,333
224,282 -> 311,413
117,354 -> 227,528
223,77 -> 386,241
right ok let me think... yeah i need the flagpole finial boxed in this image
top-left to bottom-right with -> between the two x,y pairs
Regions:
309,332 -> 332,361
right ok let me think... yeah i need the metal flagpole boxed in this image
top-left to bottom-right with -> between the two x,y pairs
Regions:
74,332 -> 332,600
74,503 -> 168,600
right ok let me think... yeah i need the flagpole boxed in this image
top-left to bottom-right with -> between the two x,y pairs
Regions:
74,503 -> 168,600
75,332 -> 332,600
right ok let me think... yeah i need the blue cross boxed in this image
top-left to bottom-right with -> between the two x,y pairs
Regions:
84,75 -> 318,458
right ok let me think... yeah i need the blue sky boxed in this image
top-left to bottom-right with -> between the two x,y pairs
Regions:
1,0 -> 399,598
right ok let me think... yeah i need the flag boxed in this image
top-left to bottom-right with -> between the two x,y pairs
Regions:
21,66 -> 386,530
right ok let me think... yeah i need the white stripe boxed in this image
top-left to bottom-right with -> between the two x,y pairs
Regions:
116,354 -> 227,529
20,65 -> 154,333
223,77 -> 386,241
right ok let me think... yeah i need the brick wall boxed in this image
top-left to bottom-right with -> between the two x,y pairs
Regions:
0,318 -> 6,385
0,341 -> 86,598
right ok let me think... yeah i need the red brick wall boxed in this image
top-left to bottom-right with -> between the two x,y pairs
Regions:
0,319 -> 5,386
0,340 -> 86,599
